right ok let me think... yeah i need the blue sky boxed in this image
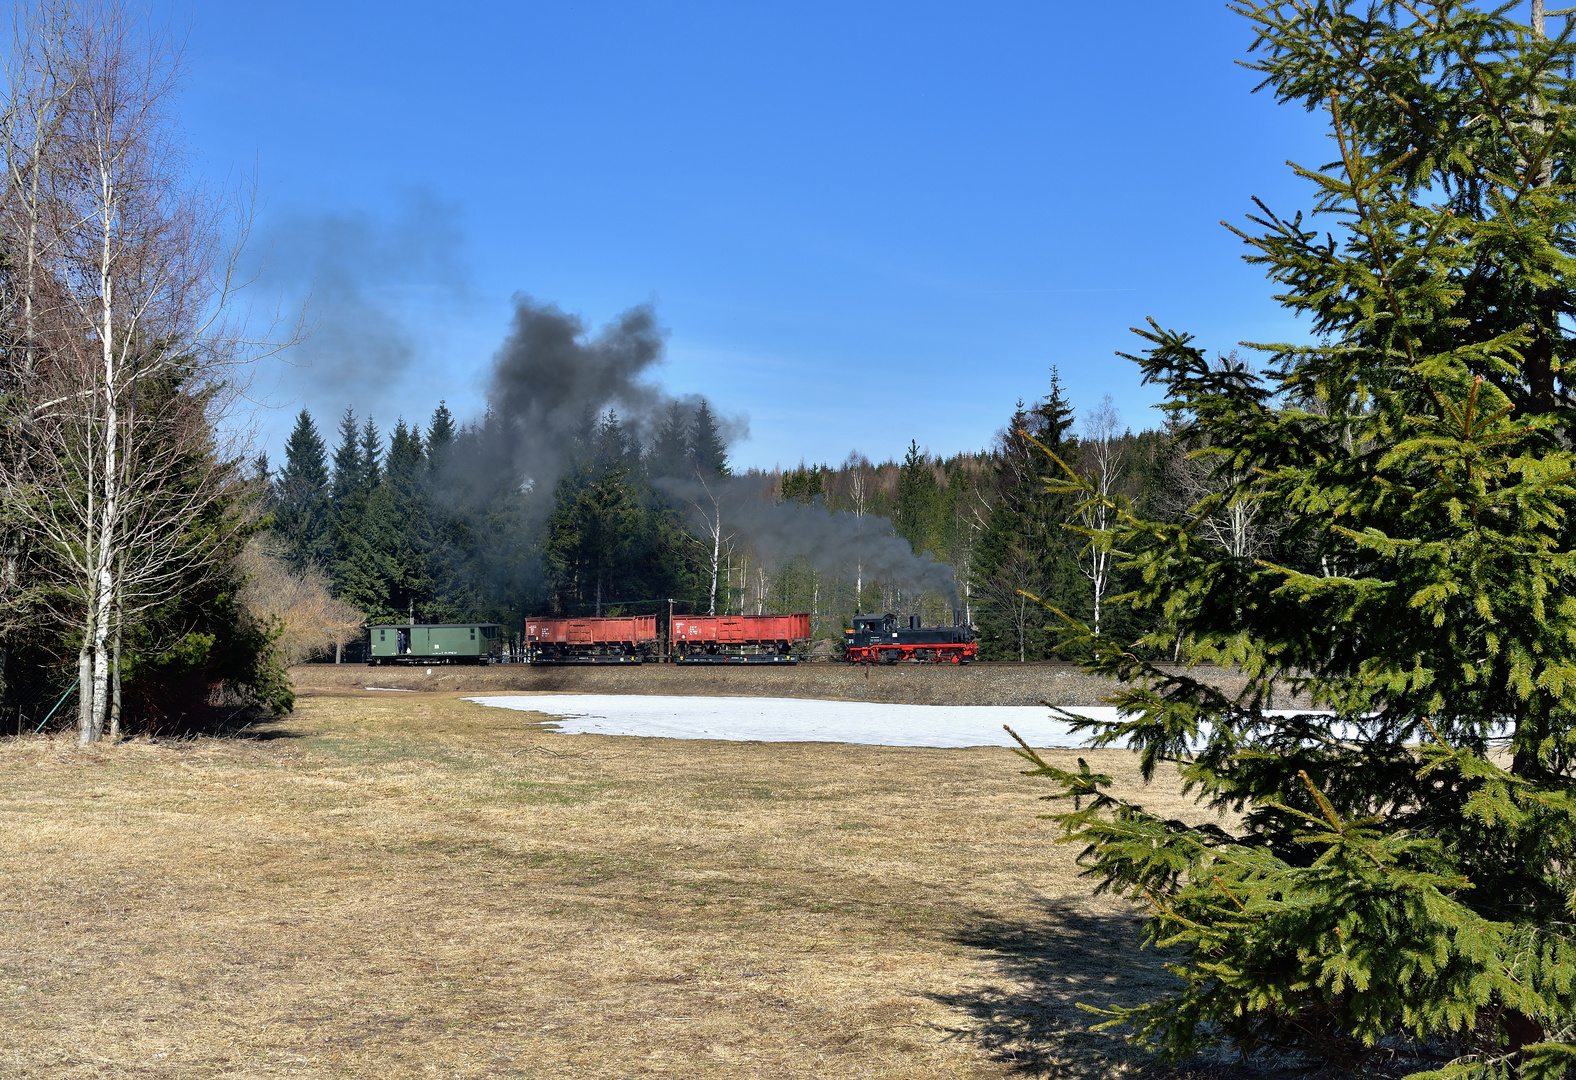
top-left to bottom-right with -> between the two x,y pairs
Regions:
178,0 -> 1329,469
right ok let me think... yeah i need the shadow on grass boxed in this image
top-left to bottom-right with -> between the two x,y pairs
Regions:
929,898 -> 1255,1079
139,708 -> 310,742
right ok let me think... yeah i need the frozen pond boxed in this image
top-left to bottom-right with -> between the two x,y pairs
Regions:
466,694 -> 1123,749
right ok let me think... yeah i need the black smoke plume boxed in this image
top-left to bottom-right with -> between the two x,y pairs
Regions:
658,473 -> 960,607
484,296 -> 747,490
257,191 -> 471,425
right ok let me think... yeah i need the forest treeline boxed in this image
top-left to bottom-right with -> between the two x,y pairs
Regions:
261,368 -> 1274,663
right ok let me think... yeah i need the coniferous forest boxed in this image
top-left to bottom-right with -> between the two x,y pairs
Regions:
260,365 -> 1218,663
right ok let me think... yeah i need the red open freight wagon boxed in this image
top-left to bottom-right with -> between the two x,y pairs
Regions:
670,613 -> 811,664
524,615 -> 657,664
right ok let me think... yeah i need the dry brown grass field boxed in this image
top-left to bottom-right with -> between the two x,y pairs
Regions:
0,688 -> 1218,1079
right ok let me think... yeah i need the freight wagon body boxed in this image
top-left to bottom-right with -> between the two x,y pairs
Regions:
368,623 -> 501,665
670,613 -> 811,663
525,615 -> 658,664
843,613 -> 976,664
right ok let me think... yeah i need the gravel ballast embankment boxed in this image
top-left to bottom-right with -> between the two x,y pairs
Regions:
291,660 -> 1268,708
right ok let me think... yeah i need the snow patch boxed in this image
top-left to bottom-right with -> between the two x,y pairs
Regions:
465,694 -> 1124,748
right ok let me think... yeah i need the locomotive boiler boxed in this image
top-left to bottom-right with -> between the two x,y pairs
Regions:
842,613 -> 976,664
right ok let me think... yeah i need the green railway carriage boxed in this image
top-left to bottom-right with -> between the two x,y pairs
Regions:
367,623 -> 501,665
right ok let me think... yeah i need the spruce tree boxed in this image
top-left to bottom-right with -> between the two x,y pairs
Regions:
426,401 -> 456,474
1020,4 -> 1576,1074
781,462 -> 825,504
273,409 -> 331,569
325,408 -> 388,616
329,408 -> 361,504
895,440 -> 939,554
358,416 -> 383,489
974,374 -> 1083,659
689,398 -> 729,476
545,410 -> 650,615
377,420 -> 433,620
649,401 -> 692,479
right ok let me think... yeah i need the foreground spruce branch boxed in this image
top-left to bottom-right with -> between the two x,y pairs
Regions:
1018,2 -> 1576,1076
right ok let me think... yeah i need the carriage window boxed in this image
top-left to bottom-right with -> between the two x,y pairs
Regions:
470,628 -> 475,639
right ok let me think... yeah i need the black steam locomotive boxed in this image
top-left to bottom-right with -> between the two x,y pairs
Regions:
843,613 -> 976,664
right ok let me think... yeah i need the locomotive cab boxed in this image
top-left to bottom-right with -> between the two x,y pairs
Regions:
848,613 -> 899,647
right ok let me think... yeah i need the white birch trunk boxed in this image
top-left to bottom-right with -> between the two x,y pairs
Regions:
707,525 -> 720,616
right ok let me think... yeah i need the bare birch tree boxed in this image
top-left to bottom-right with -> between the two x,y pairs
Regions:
842,451 -> 872,611
1162,355 -> 1280,562
0,2 -> 286,743
1076,394 -> 1124,637
950,479 -> 990,625
678,470 -> 733,616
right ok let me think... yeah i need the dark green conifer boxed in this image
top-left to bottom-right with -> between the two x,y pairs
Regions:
781,462 -> 824,504
425,401 -> 455,474
688,399 -> 728,476
330,408 -> 361,502
1020,4 -> 1576,1073
274,409 -> 331,568
358,417 -> 383,488
649,401 -> 691,479
895,440 -> 938,554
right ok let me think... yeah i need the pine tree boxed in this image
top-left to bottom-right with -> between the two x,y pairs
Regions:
689,398 -> 729,476
1019,4 -> 1576,1074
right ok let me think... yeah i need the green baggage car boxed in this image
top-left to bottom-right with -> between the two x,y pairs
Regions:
367,623 -> 501,665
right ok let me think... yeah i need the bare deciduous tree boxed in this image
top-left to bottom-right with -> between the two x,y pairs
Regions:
1162,355 -> 1281,562
0,2 -> 291,743
676,470 -> 734,616
842,451 -> 872,610
977,543 -> 1039,662
1076,394 -> 1124,636
239,540 -> 364,665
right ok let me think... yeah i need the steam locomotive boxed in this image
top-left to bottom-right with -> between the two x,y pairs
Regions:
843,612 -> 977,664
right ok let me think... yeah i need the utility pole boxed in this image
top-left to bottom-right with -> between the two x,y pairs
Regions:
667,598 -> 674,662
